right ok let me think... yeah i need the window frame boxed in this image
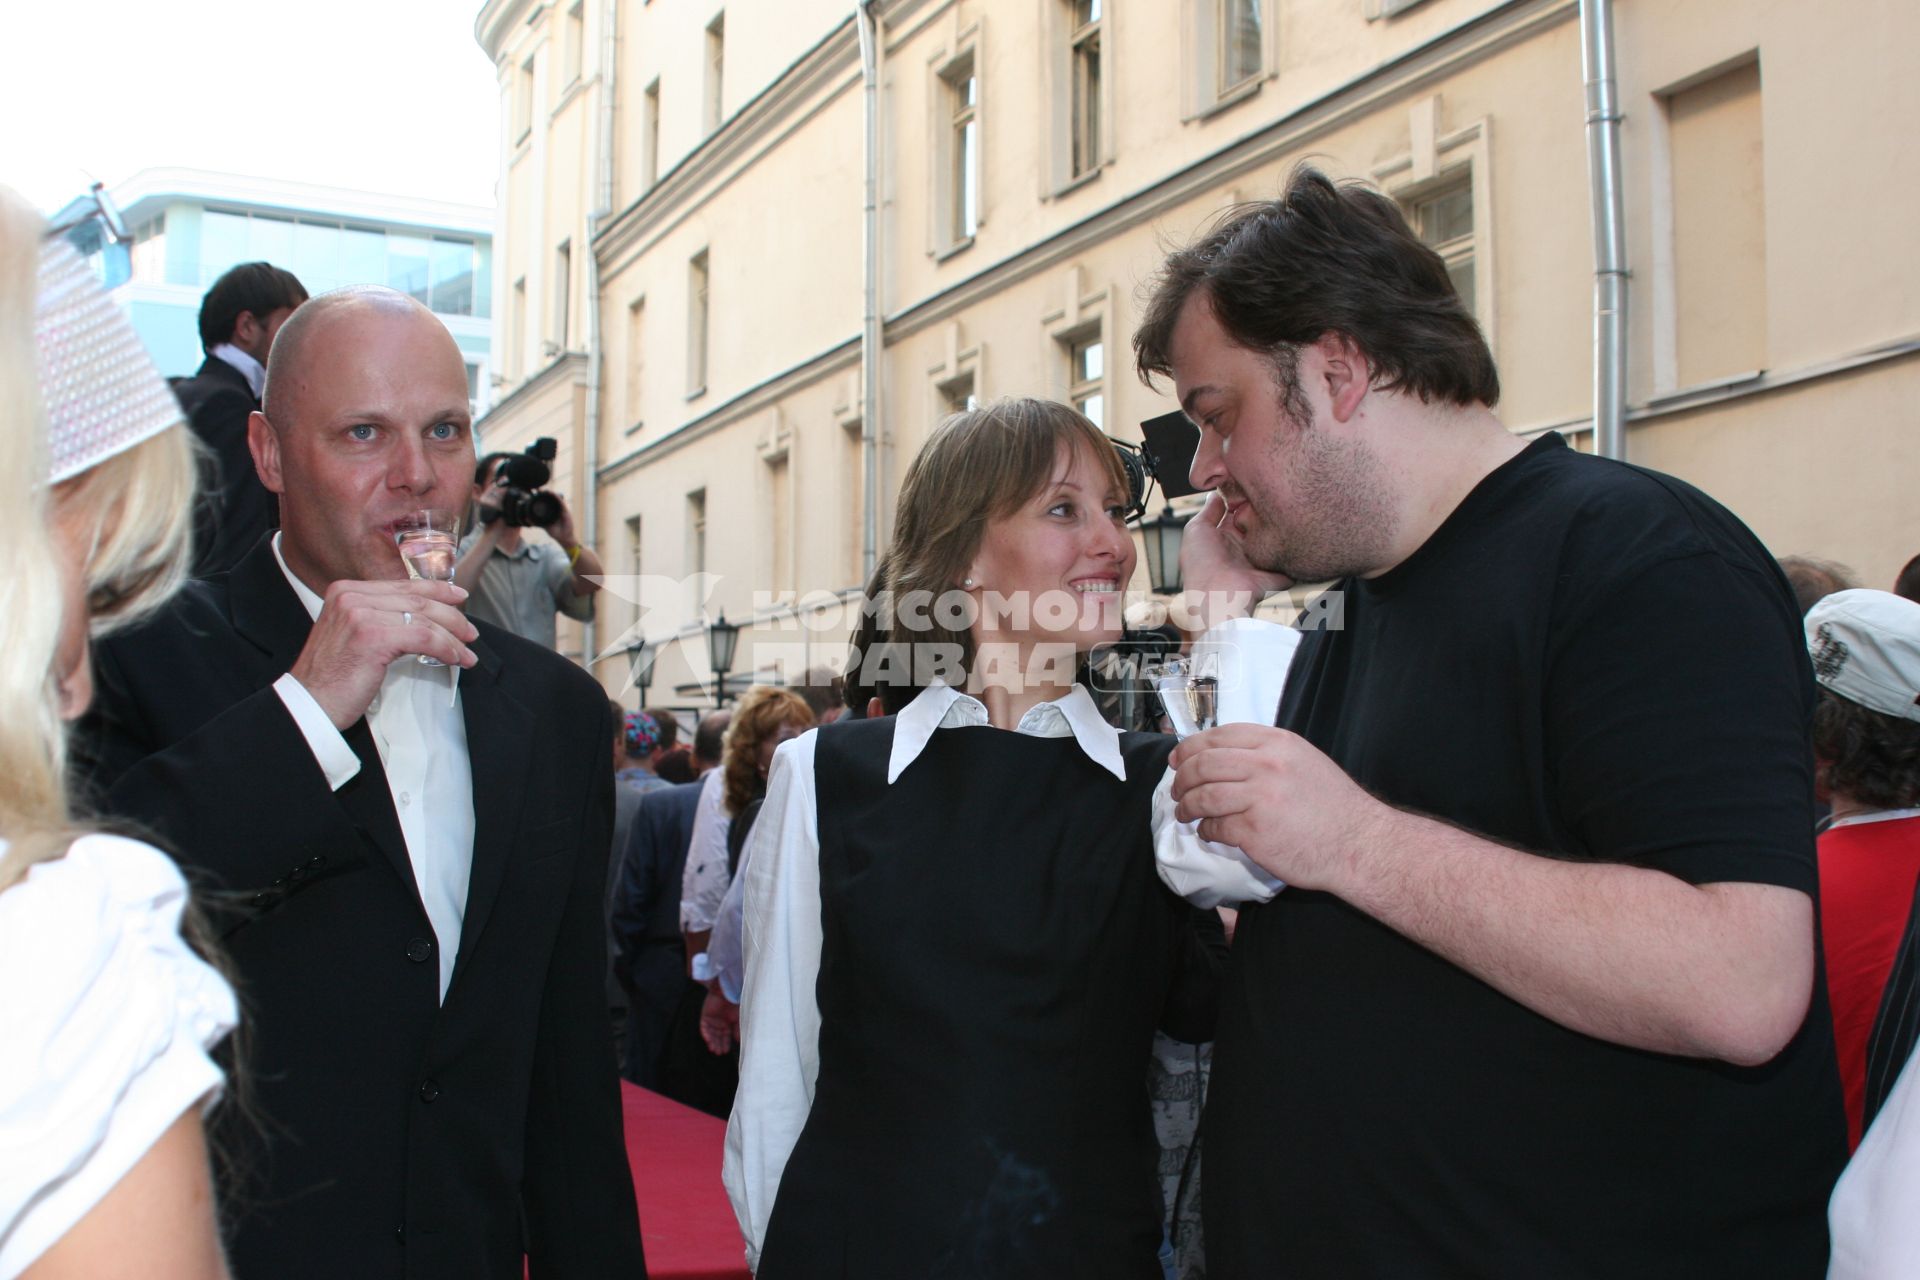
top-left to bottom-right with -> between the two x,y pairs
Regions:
642,78 -> 663,189
513,55 -> 536,145
1065,328 -> 1107,430
929,29 -> 985,259
686,249 -> 710,398
704,14 -> 726,137
563,1 -> 586,89
1068,1 -> 1104,183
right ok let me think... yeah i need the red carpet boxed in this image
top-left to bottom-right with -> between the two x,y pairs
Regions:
623,1083 -> 752,1280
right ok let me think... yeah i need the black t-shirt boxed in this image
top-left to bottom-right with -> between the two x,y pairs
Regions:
1204,434 -> 1847,1278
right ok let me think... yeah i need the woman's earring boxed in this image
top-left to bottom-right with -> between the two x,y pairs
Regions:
963,577 -> 975,588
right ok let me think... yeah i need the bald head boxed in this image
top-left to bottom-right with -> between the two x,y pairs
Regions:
246,284 -> 476,590
263,286 -> 458,430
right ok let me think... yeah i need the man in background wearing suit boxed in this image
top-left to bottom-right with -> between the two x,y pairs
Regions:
170,260 -> 308,576
81,286 -> 646,1279
613,708 -> 729,1088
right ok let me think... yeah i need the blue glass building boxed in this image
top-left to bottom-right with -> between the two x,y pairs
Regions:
52,168 -> 496,414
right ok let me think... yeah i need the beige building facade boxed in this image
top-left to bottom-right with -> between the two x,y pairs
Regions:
476,0 -> 1920,711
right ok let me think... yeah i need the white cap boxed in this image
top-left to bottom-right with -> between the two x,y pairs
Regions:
1806,588 -> 1920,723
34,238 -> 182,483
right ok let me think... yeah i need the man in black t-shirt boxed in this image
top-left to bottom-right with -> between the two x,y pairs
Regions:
1132,167 -> 1845,1277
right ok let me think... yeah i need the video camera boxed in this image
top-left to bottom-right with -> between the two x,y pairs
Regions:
483,437 -> 565,529
1112,412 -> 1203,522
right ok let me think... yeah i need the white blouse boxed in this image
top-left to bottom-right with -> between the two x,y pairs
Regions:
0,833 -> 238,1279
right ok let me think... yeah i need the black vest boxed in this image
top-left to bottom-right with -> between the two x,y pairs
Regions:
758,715 -> 1197,1280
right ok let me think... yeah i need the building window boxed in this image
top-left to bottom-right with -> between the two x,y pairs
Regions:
687,249 -> 710,396
704,15 -> 726,136
687,489 -> 707,577
563,2 -> 585,87
1662,59 -> 1767,388
1216,0 -> 1263,95
1401,174 -> 1475,317
625,515 -> 643,629
625,298 -> 646,427
944,54 -> 979,244
1068,0 -> 1104,181
840,416 -> 864,587
131,215 -> 168,284
514,55 -> 535,142
940,371 -> 978,416
1067,331 -> 1104,429
511,277 -> 528,377
643,79 -> 662,188
767,453 -> 793,594
554,240 -> 572,351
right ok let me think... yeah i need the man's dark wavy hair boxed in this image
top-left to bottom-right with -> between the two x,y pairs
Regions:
1134,164 -> 1498,409
198,261 -> 308,352
1813,688 -> 1920,810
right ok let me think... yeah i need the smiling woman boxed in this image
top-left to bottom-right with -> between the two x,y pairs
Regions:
722,398 -> 1267,1279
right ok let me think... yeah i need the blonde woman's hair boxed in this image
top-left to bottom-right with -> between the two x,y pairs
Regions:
722,685 -> 815,817
0,188 -> 197,891
864,397 -> 1127,708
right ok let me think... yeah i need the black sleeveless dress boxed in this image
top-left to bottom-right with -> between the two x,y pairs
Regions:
757,716 -> 1222,1279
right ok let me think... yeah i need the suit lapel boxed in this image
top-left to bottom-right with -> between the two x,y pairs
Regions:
228,541 -> 418,901
450,631 -> 531,987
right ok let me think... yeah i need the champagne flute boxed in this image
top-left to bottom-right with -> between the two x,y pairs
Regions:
1153,654 -> 1220,740
392,510 -> 463,703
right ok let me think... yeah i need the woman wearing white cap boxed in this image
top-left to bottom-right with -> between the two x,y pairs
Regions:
0,188 -> 236,1278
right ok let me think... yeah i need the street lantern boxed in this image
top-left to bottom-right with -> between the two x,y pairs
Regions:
625,641 -> 657,700
1138,505 -> 1186,596
707,611 -> 741,705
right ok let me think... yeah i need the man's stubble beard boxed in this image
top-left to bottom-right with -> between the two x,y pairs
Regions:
1242,403 -> 1397,585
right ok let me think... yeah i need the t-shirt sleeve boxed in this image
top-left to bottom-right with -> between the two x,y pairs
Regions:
0,834 -> 238,1276
546,544 -> 595,622
1544,549 -> 1816,891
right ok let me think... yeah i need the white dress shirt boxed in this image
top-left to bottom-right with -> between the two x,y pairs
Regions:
208,342 -> 266,399
1830,1048 -> 1920,1277
721,680 -> 1277,1269
678,767 -> 732,935
267,534 -> 475,999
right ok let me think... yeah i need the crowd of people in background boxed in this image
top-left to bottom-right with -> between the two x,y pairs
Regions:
7,158 -> 1920,1280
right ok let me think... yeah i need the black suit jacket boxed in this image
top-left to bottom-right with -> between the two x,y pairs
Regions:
172,354 -> 274,576
609,780 -> 703,1088
78,541 -> 647,1280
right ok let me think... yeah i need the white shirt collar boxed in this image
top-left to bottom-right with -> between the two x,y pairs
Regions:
1827,807 -> 1920,831
887,681 -> 1126,784
271,531 -> 325,621
210,342 -> 266,399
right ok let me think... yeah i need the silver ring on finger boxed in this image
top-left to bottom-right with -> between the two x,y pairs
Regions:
402,610 -> 413,627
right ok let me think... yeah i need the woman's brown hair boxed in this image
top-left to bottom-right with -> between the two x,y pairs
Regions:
859,397 -> 1126,709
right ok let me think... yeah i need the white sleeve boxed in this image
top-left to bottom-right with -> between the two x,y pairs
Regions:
711,840 -> 751,1005
679,768 -> 733,933
723,732 -> 822,1273
1152,764 -> 1284,907
271,673 -> 361,791
1829,1049 -> 1920,1279
0,834 -> 239,1278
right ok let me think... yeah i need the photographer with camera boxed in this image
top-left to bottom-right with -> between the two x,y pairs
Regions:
454,441 -> 602,650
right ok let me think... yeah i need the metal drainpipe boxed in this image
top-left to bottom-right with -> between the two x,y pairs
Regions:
581,0 -> 620,670
857,1 -> 883,584
1581,0 -> 1628,461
